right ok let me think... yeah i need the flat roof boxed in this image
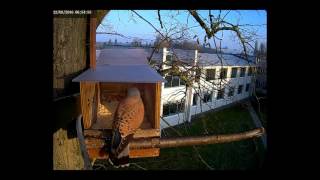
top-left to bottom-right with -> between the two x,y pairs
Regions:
96,47 -> 255,67
198,53 -> 256,66
72,64 -> 165,83
96,48 -> 162,66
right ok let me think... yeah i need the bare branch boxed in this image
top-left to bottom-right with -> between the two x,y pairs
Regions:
188,10 -> 212,38
157,10 -> 163,29
131,10 -> 165,38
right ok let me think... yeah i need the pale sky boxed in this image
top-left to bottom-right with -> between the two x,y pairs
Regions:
97,10 -> 267,53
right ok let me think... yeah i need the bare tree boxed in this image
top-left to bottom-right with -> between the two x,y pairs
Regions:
125,10 -> 266,169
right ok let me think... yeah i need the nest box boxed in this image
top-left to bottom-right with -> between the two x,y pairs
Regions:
73,64 -> 165,159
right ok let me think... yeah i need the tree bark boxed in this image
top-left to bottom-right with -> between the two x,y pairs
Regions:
131,128 -> 265,149
53,16 -> 88,98
53,10 -> 109,170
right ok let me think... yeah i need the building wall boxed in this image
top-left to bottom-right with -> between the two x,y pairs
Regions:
160,55 -> 255,129
255,56 -> 267,93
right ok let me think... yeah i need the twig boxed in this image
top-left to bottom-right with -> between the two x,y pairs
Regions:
157,10 -> 163,29
131,163 -> 148,170
93,163 -> 108,170
131,10 -> 165,38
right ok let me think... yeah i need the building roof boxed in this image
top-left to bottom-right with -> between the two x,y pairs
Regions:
168,49 -> 196,62
197,53 -> 255,66
95,47 -> 255,67
72,64 -> 165,83
96,48 -> 162,65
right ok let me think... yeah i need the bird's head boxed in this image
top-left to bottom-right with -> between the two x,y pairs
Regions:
127,87 -> 141,97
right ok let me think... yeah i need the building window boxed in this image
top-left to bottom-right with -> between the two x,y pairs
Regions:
162,100 -> 185,117
257,67 -> 261,74
172,76 -> 180,87
247,67 -> 253,76
217,88 -> 225,100
164,74 -> 184,88
203,92 -> 212,103
164,75 -> 172,88
195,68 -> 201,82
245,83 -> 250,92
219,68 -> 228,79
180,79 -> 186,86
228,87 -> 235,97
193,93 -> 198,106
177,100 -> 185,112
162,104 -> 170,116
238,85 -> 243,94
206,69 -> 215,81
240,67 -> 246,77
166,54 -> 173,65
231,68 -> 238,78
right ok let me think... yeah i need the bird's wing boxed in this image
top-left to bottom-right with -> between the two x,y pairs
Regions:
113,96 -> 145,137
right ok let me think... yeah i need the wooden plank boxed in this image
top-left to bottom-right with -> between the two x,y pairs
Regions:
90,16 -> 96,69
154,82 -> 161,129
84,130 -> 103,138
84,129 -> 112,138
87,147 -> 160,159
129,148 -> 160,158
84,129 -> 159,148
87,148 -> 108,159
134,129 -> 160,138
80,82 -> 97,129
85,138 -> 105,149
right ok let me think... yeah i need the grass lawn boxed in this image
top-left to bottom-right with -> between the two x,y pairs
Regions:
93,104 -> 266,170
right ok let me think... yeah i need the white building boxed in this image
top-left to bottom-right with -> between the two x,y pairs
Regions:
96,47 -> 256,129
255,54 -> 267,95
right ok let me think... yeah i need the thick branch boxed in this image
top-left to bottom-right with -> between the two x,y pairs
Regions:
188,10 -> 212,38
131,128 -> 265,149
85,128 -> 265,149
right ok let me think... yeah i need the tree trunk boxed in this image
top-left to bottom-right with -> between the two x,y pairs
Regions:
53,16 -> 88,170
52,10 -> 110,170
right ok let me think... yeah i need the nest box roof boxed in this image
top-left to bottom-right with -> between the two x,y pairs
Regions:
72,64 -> 165,83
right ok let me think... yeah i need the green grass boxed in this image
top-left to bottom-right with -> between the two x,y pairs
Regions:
93,105 -> 266,170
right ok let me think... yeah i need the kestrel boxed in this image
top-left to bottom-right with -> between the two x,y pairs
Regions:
108,87 -> 145,168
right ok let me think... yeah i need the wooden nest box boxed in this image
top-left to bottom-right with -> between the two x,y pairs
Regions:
73,64 -> 165,160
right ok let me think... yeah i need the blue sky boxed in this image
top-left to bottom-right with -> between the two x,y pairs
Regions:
97,10 -> 266,52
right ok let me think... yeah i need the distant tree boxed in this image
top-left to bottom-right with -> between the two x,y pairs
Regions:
254,41 -> 259,56
260,42 -> 266,55
154,34 -> 170,48
131,38 -> 142,47
103,42 -> 107,48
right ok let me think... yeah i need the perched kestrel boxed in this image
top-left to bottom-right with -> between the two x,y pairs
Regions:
108,87 -> 145,168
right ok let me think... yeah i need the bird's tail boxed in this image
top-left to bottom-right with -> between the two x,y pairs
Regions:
109,133 -> 134,168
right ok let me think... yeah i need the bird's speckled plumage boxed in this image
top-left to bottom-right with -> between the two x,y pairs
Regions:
109,87 -> 145,167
